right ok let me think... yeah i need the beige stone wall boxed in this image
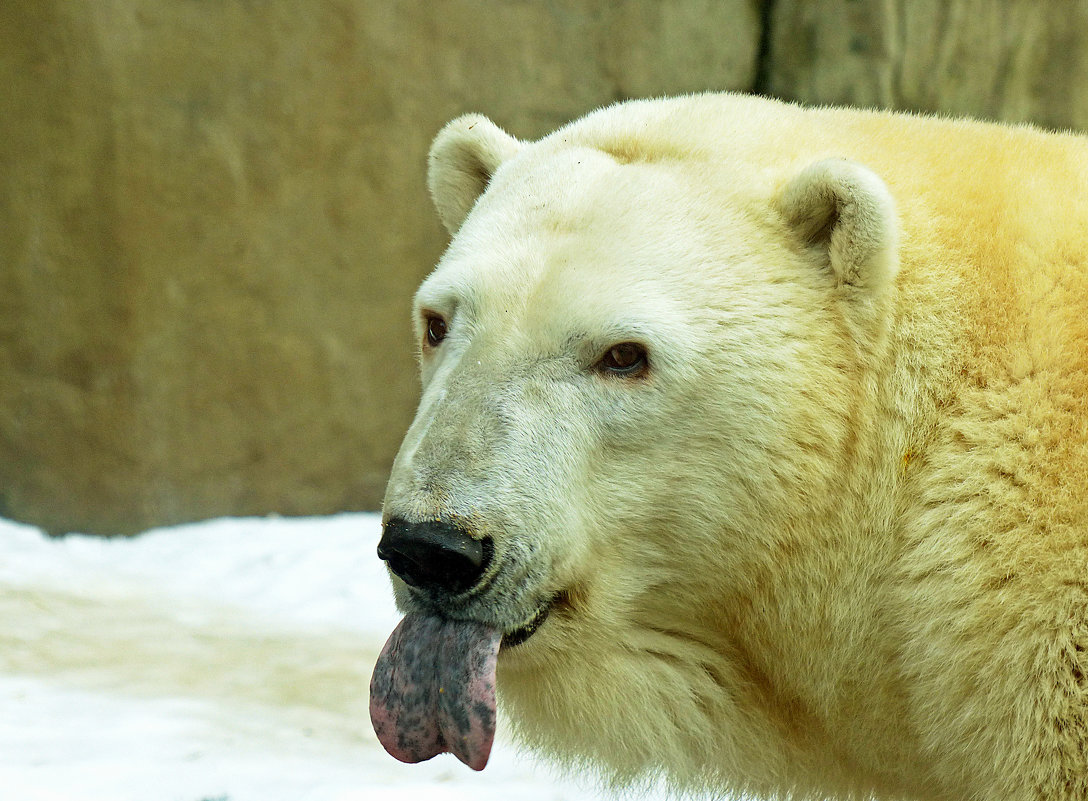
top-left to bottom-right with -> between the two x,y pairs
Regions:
4,0 -> 1087,534
764,0 -> 1088,131
0,1 -> 761,534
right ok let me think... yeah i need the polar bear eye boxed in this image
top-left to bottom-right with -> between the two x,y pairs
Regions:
424,315 -> 448,348
597,342 -> 648,377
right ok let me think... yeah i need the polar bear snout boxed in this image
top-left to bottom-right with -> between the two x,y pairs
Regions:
378,517 -> 495,596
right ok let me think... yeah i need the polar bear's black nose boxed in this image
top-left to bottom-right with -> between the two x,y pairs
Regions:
377,518 -> 493,595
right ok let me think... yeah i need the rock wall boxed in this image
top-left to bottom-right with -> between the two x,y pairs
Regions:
3,0 -> 1086,534
763,0 -> 1088,131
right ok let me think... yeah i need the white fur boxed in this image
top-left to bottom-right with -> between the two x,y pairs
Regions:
427,115 -> 521,234
777,158 -> 899,294
384,93 -> 1088,800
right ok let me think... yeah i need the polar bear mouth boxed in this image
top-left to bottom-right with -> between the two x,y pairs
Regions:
501,597 -> 556,649
369,592 -> 566,771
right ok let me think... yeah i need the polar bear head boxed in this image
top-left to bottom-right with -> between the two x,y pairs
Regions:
371,101 -> 899,785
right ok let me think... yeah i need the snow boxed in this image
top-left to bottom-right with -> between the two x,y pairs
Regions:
0,514 -> 676,801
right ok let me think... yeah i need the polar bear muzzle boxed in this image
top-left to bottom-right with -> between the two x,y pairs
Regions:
371,517 -> 530,771
377,517 -> 494,596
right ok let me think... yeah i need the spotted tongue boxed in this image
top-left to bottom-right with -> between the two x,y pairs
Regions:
370,612 -> 503,771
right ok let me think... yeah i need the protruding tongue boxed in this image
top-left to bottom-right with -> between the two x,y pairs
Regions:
370,612 -> 503,771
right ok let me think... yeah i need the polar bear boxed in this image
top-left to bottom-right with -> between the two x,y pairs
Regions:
370,93 -> 1088,800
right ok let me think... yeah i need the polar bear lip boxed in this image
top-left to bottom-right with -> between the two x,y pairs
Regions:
501,595 -> 559,649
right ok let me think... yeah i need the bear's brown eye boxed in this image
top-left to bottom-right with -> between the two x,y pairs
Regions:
425,315 -> 447,347
598,342 -> 648,377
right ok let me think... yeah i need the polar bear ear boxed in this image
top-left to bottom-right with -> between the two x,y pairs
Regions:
428,114 -> 521,235
777,158 -> 899,295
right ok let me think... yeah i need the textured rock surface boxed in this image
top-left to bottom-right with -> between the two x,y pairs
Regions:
0,1 -> 760,534
764,0 -> 1088,131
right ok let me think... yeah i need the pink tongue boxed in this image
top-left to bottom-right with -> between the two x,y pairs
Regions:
370,613 -> 503,771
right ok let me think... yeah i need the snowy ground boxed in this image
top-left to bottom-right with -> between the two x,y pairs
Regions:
0,514 -> 678,801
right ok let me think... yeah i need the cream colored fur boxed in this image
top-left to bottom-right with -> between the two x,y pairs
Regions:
777,158 -> 898,293
386,92 -> 1088,800
428,113 -> 523,234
